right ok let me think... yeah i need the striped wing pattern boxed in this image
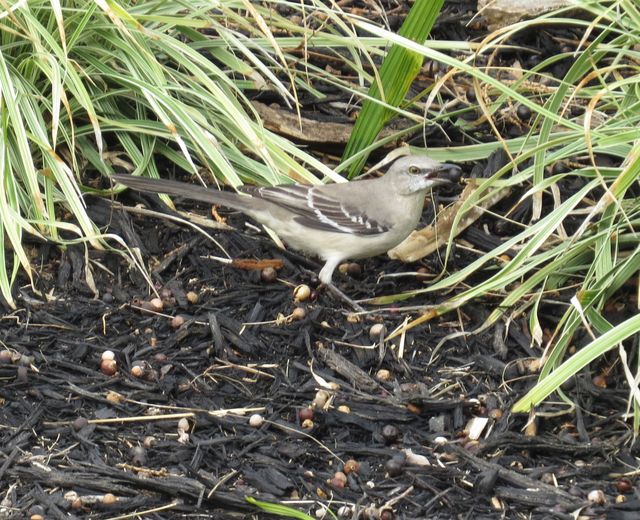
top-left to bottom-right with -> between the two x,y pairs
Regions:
241,185 -> 389,236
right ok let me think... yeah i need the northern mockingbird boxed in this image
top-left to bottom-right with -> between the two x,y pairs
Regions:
113,155 -> 459,296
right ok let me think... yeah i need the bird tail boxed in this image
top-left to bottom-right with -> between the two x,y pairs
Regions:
112,174 -> 253,212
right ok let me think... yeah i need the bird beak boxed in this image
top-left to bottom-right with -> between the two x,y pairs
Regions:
430,163 -> 462,185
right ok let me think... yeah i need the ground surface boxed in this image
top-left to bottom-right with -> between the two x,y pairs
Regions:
1,193 -> 638,519
1,1 -> 640,519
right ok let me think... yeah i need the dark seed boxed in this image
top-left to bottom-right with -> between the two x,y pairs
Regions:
516,104 -> 531,120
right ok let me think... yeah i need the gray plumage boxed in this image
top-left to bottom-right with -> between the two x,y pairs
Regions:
113,155 -> 459,284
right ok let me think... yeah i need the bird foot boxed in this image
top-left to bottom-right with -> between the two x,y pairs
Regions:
299,268 -> 365,312
323,282 -> 366,313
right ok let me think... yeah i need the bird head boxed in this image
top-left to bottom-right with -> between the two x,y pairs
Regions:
386,155 -> 461,195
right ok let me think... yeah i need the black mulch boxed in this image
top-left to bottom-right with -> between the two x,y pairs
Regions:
1,185 -> 639,519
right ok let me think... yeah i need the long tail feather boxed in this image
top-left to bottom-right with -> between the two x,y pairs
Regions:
112,174 -> 252,211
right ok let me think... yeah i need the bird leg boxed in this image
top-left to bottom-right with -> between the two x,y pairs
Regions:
300,266 -> 365,312
323,282 -> 366,313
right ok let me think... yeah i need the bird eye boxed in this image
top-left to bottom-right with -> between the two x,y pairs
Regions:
408,165 -> 421,175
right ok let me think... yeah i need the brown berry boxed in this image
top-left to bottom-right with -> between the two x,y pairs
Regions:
343,459 -> 360,474
100,359 -> 117,376
488,408 -> 503,420
380,510 -> 394,520
616,478 -> 632,493
291,307 -> 306,321
171,315 -> 185,329
330,471 -> 347,488
347,263 -> 362,277
102,493 -> 117,505
592,375 -> 607,388
299,408 -> 314,421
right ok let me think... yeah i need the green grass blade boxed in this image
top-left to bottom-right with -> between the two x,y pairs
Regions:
342,0 -> 445,176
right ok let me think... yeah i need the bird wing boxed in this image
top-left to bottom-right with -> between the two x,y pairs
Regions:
241,184 -> 390,236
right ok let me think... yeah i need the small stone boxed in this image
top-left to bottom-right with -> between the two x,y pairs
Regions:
385,456 -> 405,477
149,298 -> 163,312
130,445 -> 146,465
376,369 -> 392,382
73,417 -> 89,431
177,418 -> 190,433
260,267 -> 278,283
587,489 -> 606,505
249,414 -> 264,428
382,424 -> 399,443
369,323 -> 385,340
101,350 -> 115,361
64,491 -> 79,502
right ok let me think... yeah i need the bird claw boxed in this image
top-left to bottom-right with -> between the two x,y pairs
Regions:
322,283 -> 366,313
